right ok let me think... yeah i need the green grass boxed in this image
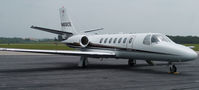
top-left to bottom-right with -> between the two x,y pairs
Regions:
184,44 -> 199,51
0,43 -> 73,50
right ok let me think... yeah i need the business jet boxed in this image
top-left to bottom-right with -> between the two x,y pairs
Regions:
0,7 -> 198,74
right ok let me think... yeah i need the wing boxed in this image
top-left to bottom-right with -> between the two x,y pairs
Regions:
0,48 -> 115,57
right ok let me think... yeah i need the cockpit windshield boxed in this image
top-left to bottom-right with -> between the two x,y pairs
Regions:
143,34 -> 174,45
151,34 -> 173,43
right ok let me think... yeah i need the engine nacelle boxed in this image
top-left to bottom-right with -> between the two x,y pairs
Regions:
80,36 -> 89,47
65,35 -> 89,48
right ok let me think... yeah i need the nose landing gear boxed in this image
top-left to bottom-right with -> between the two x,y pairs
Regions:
168,62 -> 179,74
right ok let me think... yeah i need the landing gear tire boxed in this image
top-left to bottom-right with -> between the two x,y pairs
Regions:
170,65 -> 177,73
128,59 -> 136,66
78,56 -> 88,68
169,64 -> 179,74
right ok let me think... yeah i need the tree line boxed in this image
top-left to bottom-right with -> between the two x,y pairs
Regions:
0,37 -> 55,44
0,36 -> 199,44
167,36 -> 199,44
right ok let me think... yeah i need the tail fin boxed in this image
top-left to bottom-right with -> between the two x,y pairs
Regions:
59,7 -> 77,34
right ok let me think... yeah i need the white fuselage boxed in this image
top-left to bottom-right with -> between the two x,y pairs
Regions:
63,33 -> 198,62
24,7 -> 198,71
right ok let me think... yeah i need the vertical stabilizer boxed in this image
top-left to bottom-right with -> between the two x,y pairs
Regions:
59,7 -> 77,34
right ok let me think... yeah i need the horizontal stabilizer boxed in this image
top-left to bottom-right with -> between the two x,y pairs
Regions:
84,28 -> 104,33
31,26 -> 73,35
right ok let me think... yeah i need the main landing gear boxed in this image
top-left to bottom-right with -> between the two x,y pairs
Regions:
168,62 -> 179,74
128,59 -> 136,66
78,56 -> 88,68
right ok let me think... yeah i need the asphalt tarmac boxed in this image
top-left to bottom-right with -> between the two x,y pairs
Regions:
0,52 -> 199,90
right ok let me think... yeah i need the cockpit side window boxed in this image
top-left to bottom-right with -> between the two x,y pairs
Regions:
151,35 -> 159,43
143,35 -> 151,45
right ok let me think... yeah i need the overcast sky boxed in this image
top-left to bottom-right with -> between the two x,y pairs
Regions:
0,0 -> 199,38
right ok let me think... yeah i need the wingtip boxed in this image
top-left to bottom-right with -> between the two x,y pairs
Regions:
30,25 -> 36,28
0,48 -> 7,51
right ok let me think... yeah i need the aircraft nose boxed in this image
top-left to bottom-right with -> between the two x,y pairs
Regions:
183,49 -> 198,61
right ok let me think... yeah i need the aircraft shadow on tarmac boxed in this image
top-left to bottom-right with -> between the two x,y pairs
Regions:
0,62 -> 191,75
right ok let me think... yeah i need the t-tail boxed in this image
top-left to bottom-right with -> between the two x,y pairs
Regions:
31,7 -> 103,41
31,7 -> 76,41
59,7 -> 77,34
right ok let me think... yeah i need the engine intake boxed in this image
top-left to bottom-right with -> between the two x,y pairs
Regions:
80,36 -> 89,47
65,35 -> 90,48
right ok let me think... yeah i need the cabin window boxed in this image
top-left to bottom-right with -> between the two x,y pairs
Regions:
100,38 -> 103,43
118,38 -> 122,43
104,38 -> 108,43
113,38 -> 117,43
129,38 -> 133,43
109,38 -> 112,43
123,38 -> 127,43
143,35 -> 151,45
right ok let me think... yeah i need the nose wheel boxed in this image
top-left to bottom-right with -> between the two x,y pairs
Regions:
168,63 -> 179,74
170,65 -> 177,72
